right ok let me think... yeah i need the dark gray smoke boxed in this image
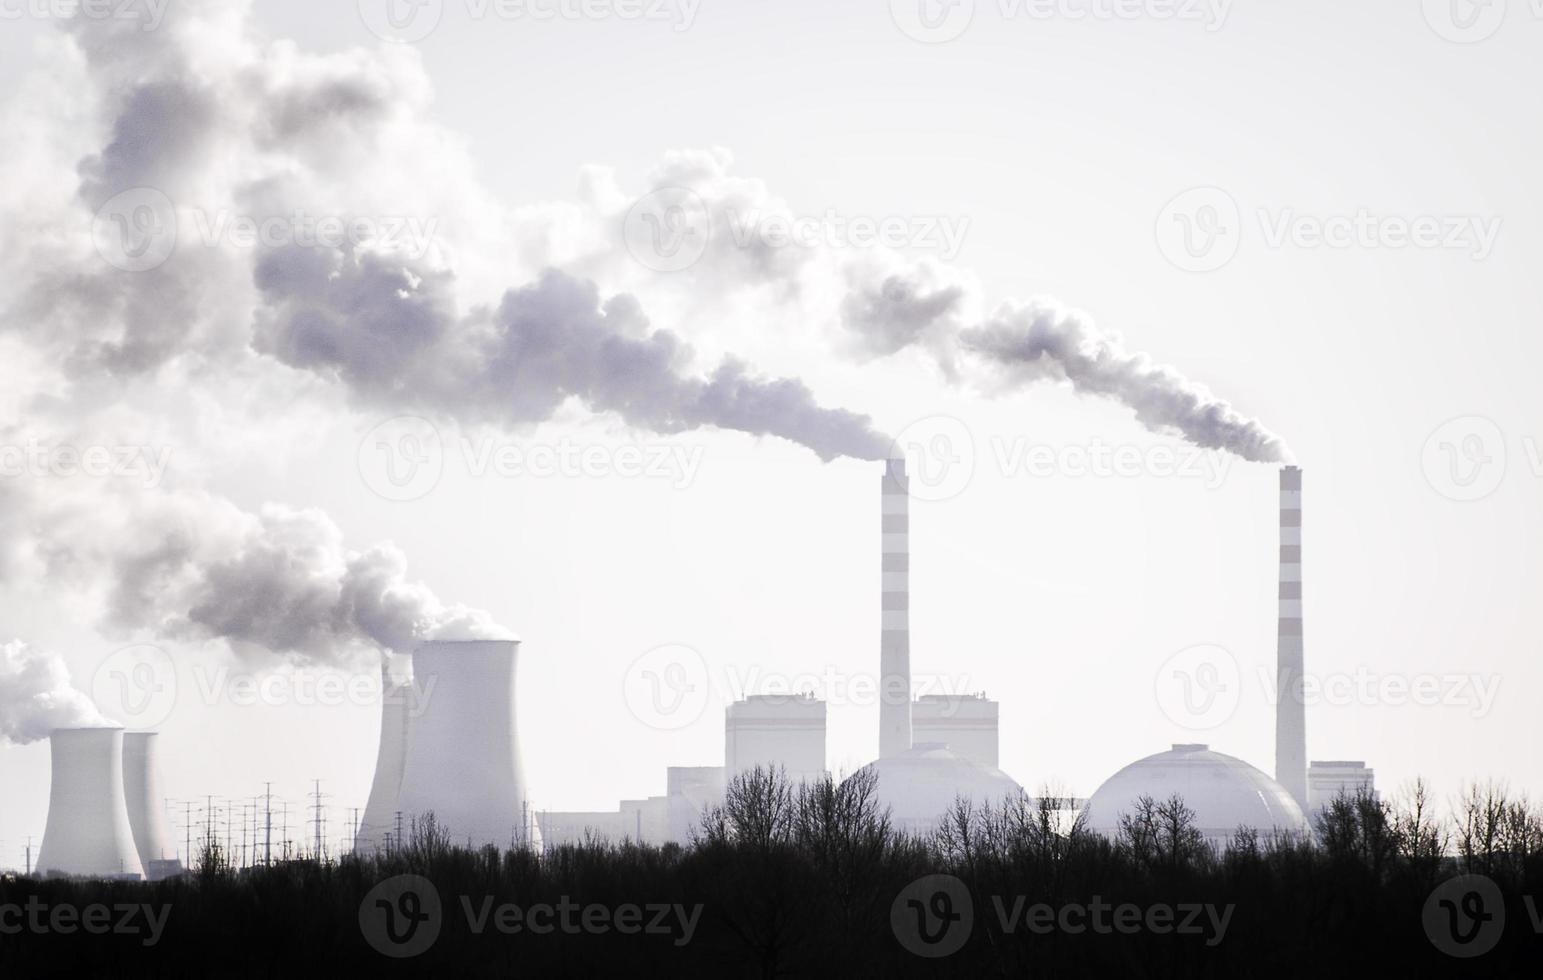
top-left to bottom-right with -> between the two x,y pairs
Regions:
253,253 -> 891,461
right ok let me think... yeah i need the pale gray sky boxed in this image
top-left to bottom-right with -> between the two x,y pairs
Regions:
1,0 -> 1540,864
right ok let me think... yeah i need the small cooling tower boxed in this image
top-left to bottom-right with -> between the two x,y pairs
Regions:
394,639 -> 536,850
355,665 -> 413,853
36,727 -> 145,879
122,732 -> 180,879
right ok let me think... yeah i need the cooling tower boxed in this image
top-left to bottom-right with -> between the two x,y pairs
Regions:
122,732 -> 179,879
394,639 -> 534,849
35,727 -> 145,879
880,456 -> 912,758
355,665 -> 412,853
1274,466 -> 1308,810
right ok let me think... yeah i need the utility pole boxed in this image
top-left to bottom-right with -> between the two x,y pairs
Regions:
311,780 -> 322,861
264,783 -> 273,867
184,801 -> 192,867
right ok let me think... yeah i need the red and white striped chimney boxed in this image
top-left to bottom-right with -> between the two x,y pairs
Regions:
880,457 -> 912,758
1274,465 -> 1307,809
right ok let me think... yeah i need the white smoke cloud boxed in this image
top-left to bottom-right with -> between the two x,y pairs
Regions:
0,641 -> 110,745
0,2 -> 1288,685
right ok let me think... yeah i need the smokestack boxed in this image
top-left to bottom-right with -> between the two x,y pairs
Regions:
1275,466 -> 1307,810
122,732 -> 179,880
36,728 -> 145,879
356,664 -> 412,854
394,639 -> 536,849
880,457 -> 912,758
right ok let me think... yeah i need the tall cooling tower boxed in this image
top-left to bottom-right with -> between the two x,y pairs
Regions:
880,457 -> 912,758
122,732 -> 179,879
36,728 -> 145,879
356,665 -> 412,853
1274,466 -> 1308,810
394,639 -> 534,849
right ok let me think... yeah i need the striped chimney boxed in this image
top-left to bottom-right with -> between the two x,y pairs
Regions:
880,457 -> 912,758
1274,465 -> 1308,810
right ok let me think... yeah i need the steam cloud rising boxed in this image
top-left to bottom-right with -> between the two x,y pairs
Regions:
0,641 -> 110,745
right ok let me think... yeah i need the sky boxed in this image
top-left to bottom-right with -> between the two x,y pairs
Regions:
1,0 -> 1542,866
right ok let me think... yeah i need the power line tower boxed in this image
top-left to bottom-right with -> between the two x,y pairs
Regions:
264,783 -> 273,867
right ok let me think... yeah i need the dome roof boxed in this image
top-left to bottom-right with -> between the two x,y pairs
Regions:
1083,744 -> 1307,842
852,743 -> 1024,833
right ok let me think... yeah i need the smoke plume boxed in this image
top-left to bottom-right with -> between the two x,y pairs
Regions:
959,300 -> 1292,463
0,641 -> 110,745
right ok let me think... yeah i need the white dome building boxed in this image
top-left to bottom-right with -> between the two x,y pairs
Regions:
1082,744 -> 1308,846
853,743 -> 1024,834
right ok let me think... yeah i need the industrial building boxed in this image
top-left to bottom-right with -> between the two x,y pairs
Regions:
31,458 -> 1373,871
1081,466 -> 1373,845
